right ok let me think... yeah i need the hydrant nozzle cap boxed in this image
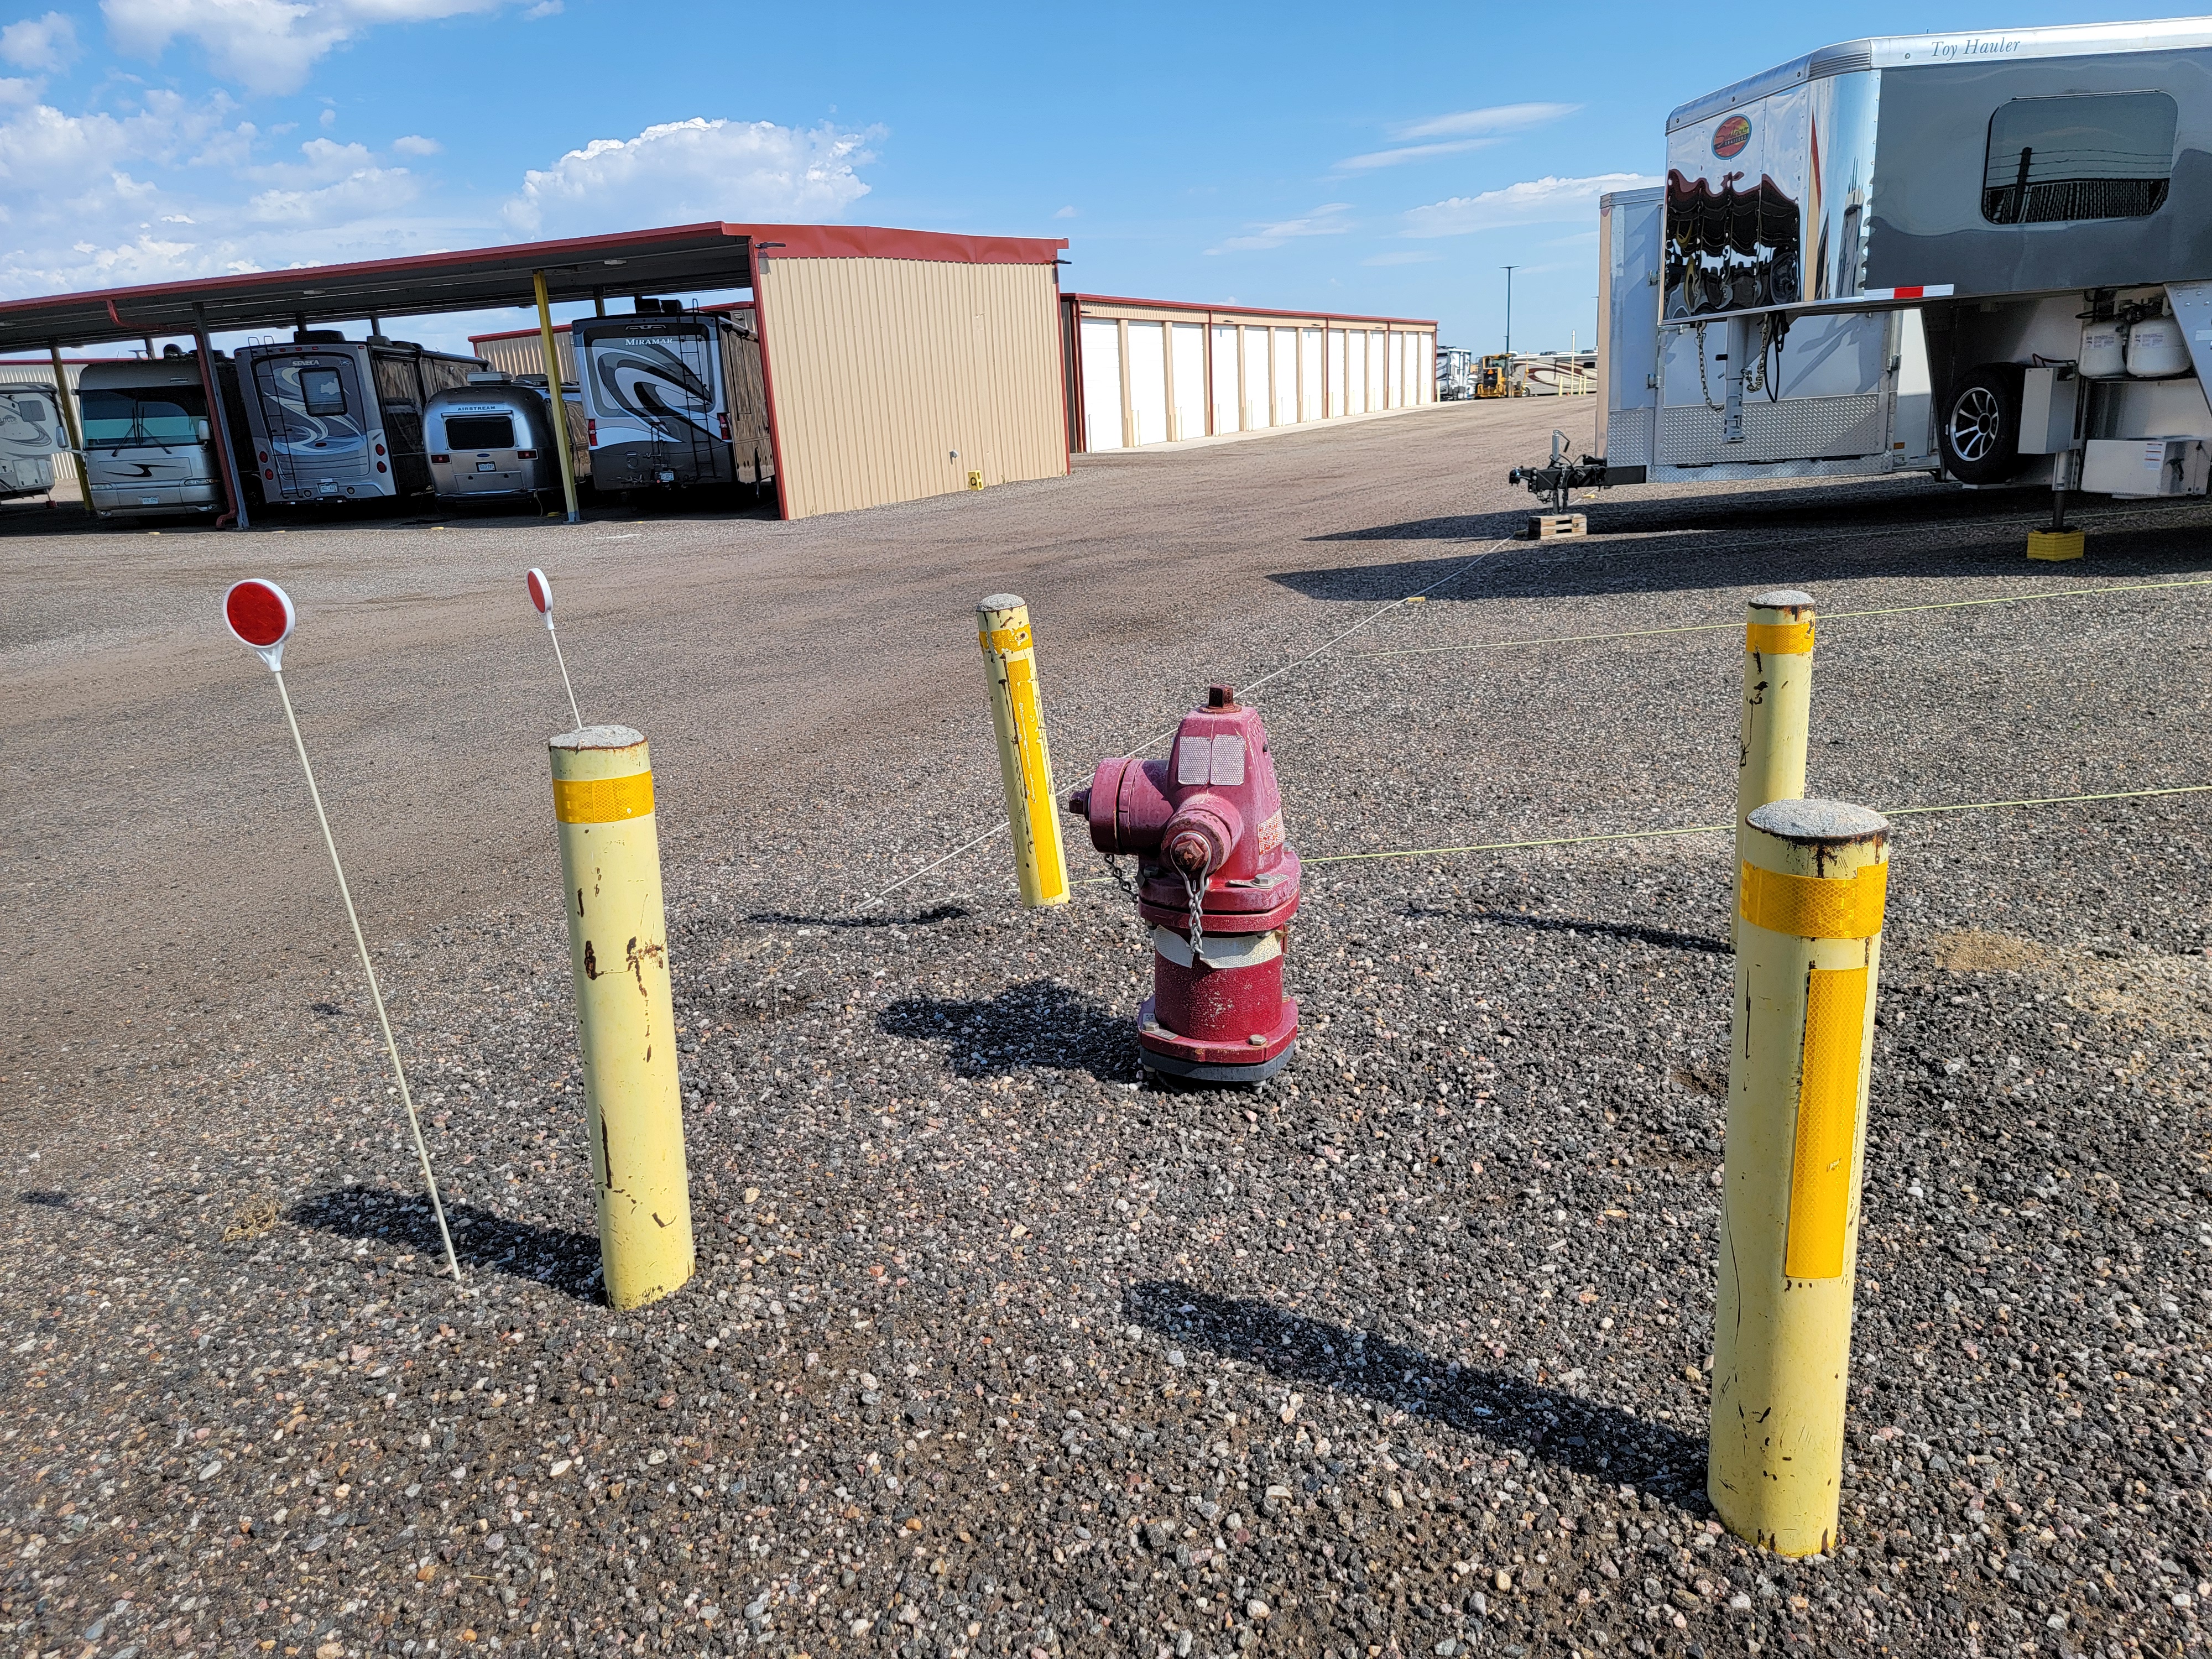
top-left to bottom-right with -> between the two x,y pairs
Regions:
1065,787 -> 1091,817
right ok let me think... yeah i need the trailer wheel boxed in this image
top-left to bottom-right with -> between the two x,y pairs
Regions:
1940,364 -> 2026,484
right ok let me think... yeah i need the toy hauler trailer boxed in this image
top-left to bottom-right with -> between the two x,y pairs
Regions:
1521,19 -> 2212,520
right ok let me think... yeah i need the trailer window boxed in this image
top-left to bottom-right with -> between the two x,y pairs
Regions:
442,414 -> 515,449
299,367 -> 347,415
1983,92 -> 2176,225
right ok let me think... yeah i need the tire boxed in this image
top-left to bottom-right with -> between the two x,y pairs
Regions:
1940,364 -> 2026,484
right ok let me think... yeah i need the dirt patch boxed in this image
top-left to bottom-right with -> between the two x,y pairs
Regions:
1932,927 -> 2049,972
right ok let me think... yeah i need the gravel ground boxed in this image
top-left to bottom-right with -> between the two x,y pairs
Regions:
4,397 -> 2212,1659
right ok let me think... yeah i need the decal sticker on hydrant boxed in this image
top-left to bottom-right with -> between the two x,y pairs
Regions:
1065,685 -> 1300,1084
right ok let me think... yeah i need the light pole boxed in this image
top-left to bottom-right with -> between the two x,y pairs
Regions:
1502,264 -> 1519,355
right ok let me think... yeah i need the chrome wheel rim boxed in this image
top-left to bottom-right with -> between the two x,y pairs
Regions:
1948,385 -> 2003,462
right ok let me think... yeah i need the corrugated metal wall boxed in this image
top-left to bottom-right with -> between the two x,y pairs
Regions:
761,257 -> 1065,521
472,330 -> 577,381
1061,298 -> 1441,452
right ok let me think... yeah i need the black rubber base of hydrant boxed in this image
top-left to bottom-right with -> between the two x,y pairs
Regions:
1139,1040 -> 1297,1086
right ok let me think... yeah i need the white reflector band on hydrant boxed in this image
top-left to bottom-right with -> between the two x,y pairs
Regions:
223,577 -> 295,671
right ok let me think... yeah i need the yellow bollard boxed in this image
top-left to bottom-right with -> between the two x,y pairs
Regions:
549,724 -> 694,1310
1736,588 -> 1814,938
977,594 -> 1070,908
1710,797 -> 1890,1556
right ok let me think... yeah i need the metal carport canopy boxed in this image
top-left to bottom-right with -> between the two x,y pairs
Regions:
0,221 -> 1063,349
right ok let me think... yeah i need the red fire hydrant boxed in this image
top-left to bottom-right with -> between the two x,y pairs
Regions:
1066,685 -> 1300,1083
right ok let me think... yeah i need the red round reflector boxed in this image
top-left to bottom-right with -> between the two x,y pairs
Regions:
223,579 -> 294,651
526,567 -> 552,615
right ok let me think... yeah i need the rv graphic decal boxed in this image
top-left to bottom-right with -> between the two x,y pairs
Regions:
0,392 -> 58,462
253,358 -> 371,488
1665,170 -> 1802,315
586,340 -> 717,442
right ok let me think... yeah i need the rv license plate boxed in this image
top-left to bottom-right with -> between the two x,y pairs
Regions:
476,461 -> 496,472
139,495 -> 160,505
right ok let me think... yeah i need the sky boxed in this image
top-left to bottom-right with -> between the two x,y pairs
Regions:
0,0 -> 2194,358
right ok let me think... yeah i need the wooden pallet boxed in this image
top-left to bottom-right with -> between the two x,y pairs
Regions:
1527,513 -> 1588,540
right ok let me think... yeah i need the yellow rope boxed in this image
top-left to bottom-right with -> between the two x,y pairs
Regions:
1354,576 -> 2212,662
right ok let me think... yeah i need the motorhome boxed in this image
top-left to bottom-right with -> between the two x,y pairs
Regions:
572,302 -> 774,495
0,387 -> 61,499
1567,19 -> 2212,506
236,333 -> 482,507
424,374 -> 582,508
75,357 -> 229,519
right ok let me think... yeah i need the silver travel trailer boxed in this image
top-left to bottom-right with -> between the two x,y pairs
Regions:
572,302 -> 774,495
1538,20 -> 2212,512
76,357 -> 228,519
424,374 -> 582,508
236,333 -> 483,507
0,387 -> 60,499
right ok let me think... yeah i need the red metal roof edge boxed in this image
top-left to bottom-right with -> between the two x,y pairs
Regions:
1063,292 -> 1439,329
0,222 -> 1073,328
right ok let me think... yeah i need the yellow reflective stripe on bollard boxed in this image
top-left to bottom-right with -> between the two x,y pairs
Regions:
1786,966 -> 1868,1279
980,624 -> 1034,653
1006,658 -> 1066,902
1739,860 -> 1887,940
552,771 -> 655,824
1746,619 -> 1814,655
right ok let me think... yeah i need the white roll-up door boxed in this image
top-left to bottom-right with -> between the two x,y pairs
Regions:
1326,328 -> 1345,418
1366,331 -> 1384,411
1211,326 -> 1238,435
1347,331 -> 1366,414
1270,329 -> 1296,426
1299,329 -> 1323,421
1079,318 -> 1125,451
1126,321 -> 1167,447
1240,327 -> 1268,429
1170,324 -> 1205,441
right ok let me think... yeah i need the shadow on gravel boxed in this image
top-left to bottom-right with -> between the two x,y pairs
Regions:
291,1189 -> 601,1298
880,979 -> 1138,1082
1411,904 -> 1728,956
1128,1281 -> 1708,1501
746,904 -> 971,930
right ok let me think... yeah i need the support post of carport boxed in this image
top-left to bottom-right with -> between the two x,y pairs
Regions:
47,341 -> 91,515
534,270 -> 580,525
192,304 -> 249,530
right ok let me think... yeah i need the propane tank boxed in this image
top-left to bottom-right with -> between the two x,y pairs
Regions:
2079,320 -> 2128,379
1066,685 -> 1299,1084
2125,314 -> 2191,378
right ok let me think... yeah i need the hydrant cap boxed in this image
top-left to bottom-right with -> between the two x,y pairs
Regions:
978,593 -> 1025,613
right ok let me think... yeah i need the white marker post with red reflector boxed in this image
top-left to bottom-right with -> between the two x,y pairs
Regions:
526,566 -> 584,731
222,579 -> 462,1285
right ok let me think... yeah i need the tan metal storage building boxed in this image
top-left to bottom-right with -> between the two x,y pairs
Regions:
0,222 -> 1073,524
1061,294 -> 1439,453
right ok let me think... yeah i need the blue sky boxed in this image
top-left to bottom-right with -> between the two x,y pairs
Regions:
0,0 -> 2190,356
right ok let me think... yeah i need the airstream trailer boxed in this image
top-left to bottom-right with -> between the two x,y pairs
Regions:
0,387 -> 61,499
572,302 -> 774,494
425,375 -> 579,507
1543,20 -> 2212,509
236,333 -> 482,507
75,357 -> 230,519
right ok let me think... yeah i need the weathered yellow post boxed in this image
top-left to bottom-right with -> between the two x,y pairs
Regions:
533,270 -> 580,525
1737,588 -> 1814,936
977,594 -> 1070,908
1710,796 -> 1890,1556
47,342 -> 91,515
549,724 -> 693,1309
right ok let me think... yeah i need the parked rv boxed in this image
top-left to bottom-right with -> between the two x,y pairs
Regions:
236,333 -> 482,507
75,357 -> 232,519
0,387 -> 61,500
425,374 -> 583,508
1525,20 -> 2212,509
572,301 -> 774,495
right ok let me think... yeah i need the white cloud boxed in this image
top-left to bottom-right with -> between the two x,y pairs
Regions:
1391,102 -> 1580,142
1335,138 -> 1495,173
1053,204 -> 1076,218
1207,202 -> 1353,254
1,11 -> 80,72
101,0 -> 508,96
501,117 -> 874,237
318,106 -> 335,128
1402,173 -> 1658,237
392,133 -> 439,155
523,0 -> 559,15
1360,249 -> 1441,267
